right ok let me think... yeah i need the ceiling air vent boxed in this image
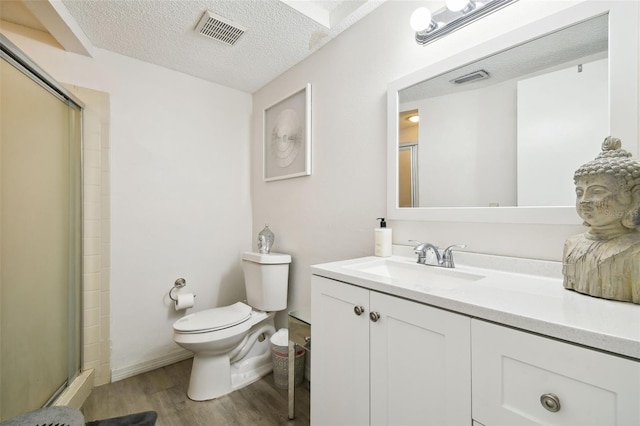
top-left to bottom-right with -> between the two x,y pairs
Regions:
195,11 -> 246,46
450,69 -> 490,85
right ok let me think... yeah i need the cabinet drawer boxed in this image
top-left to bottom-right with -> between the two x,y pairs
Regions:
472,320 -> 640,426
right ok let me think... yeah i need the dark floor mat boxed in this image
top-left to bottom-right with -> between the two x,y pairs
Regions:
85,411 -> 157,426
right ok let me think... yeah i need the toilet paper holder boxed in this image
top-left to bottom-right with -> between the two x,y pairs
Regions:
169,277 -> 195,301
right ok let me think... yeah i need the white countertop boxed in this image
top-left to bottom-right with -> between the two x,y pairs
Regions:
310,253 -> 640,360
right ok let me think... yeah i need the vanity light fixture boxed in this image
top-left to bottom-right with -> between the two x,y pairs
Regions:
407,115 -> 420,123
446,0 -> 476,13
411,0 -> 518,46
410,7 -> 437,34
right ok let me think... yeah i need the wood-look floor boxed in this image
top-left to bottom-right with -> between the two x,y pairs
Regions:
81,358 -> 310,425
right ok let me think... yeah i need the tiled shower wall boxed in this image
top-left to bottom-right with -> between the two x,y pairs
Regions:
70,86 -> 111,386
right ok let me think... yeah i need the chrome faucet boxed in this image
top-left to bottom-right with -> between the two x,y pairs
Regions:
410,240 -> 441,265
410,240 -> 466,268
442,244 -> 467,268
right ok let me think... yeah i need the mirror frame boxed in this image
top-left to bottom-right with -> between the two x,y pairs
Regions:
387,1 -> 639,224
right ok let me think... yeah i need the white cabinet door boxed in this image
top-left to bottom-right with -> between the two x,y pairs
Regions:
311,275 -> 370,426
369,291 -> 471,426
472,320 -> 640,426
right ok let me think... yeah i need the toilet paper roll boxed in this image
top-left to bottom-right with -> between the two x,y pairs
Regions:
174,293 -> 195,310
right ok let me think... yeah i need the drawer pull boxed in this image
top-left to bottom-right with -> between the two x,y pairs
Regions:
540,393 -> 561,412
369,311 -> 381,322
354,306 -> 365,316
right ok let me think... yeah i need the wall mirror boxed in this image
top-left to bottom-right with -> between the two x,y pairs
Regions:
387,1 -> 639,224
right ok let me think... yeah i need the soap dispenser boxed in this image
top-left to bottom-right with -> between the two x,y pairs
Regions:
375,218 -> 392,257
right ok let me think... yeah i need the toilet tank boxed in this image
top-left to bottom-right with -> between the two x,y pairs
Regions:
241,252 -> 291,311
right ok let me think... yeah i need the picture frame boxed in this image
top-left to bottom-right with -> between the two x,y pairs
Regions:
263,84 -> 311,181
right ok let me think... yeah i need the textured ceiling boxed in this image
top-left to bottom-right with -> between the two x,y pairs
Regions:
0,0 -> 384,92
52,0 -> 385,93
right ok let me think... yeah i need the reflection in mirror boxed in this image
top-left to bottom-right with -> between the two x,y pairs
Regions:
398,14 -> 609,208
399,109 -> 419,207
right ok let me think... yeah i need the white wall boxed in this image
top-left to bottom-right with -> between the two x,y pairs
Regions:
251,0 -> 640,318
2,23 -> 253,377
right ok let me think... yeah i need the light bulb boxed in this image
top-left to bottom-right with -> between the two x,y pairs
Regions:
408,115 -> 420,123
446,0 -> 471,12
410,7 -> 433,32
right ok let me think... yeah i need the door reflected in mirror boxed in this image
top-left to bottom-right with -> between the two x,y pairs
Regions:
399,109 -> 419,207
398,14 -> 610,208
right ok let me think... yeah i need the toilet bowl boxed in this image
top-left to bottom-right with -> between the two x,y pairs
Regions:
172,252 -> 291,401
173,302 -> 275,401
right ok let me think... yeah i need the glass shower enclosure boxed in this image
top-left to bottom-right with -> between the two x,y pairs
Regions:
0,36 -> 82,421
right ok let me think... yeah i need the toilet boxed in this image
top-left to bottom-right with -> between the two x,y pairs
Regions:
172,251 -> 291,401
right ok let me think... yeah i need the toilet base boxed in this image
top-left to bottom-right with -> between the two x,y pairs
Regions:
186,318 -> 276,401
188,355 -> 231,401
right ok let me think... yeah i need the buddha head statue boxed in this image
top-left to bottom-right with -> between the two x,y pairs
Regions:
573,137 -> 640,233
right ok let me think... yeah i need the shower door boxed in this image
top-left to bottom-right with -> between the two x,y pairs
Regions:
0,42 -> 82,421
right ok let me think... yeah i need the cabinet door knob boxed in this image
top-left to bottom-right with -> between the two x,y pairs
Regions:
354,305 -> 365,316
369,311 -> 381,322
540,393 -> 561,412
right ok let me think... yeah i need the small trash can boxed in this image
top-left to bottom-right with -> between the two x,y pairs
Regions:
270,328 -> 305,389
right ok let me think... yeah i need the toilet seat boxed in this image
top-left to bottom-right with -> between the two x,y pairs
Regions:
173,302 -> 252,334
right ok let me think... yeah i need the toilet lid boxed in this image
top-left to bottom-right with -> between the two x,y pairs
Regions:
173,302 -> 252,333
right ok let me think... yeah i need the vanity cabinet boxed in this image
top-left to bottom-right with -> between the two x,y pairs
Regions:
472,320 -> 640,426
310,275 -> 471,425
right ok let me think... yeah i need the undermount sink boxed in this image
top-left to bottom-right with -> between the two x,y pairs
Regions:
344,258 -> 485,289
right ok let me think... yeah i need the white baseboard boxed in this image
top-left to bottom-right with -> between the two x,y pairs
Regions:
111,349 -> 193,382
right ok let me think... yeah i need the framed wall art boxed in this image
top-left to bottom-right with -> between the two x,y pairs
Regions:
263,84 -> 311,181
